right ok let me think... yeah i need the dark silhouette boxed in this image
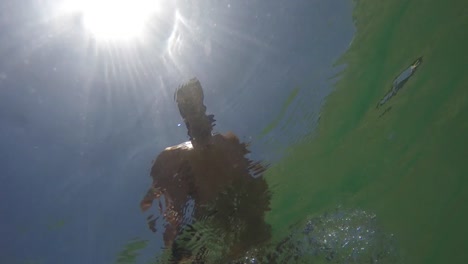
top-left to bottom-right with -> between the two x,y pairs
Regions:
140,78 -> 271,262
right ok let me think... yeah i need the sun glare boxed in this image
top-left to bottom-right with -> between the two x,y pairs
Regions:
63,0 -> 158,41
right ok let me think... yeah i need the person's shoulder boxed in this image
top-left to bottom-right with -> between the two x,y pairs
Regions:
154,141 -> 193,161
164,141 -> 194,152
215,132 -> 240,143
212,132 -> 250,155
151,141 -> 193,176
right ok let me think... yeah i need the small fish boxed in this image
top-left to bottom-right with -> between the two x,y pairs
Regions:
377,57 -> 423,108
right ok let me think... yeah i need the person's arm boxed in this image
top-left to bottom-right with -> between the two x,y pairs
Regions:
141,147 -> 193,246
140,150 -> 172,212
141,187 -> 181,247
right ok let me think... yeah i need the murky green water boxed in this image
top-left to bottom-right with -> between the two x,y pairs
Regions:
266,0 -> 468,263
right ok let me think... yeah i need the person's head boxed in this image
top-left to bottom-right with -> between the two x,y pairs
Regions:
175,78 -> 206,120
175,78 -> 214,146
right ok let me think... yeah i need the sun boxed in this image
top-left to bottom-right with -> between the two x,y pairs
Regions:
62,0 -> 159,41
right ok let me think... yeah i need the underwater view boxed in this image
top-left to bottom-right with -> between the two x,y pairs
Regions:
1,0 -> 467,263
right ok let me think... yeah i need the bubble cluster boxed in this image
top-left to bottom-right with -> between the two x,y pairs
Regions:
237,208 -> 400,264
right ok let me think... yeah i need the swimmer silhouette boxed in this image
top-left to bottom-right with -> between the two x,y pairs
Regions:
140,78 -> 271,262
